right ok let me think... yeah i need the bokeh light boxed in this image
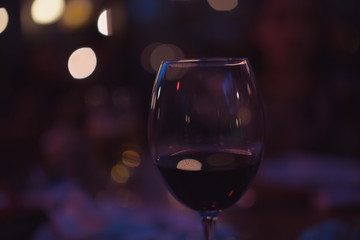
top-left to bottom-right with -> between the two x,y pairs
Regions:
150,44 -> 173,72
141,42 -> 161,73
31,0 -> 65,24
177,159 -> 202,171
68,47 -> 97,79
60,0 -> 93,30
141,43 -> 185,73
121,150 -> 141,168
207,0 -> 238,11
0,8 -> 9,34
111,164 -> 130,184
97,9 -> 111,36
150,44 -> 184,72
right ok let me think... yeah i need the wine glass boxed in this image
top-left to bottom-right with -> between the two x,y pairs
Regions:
148,58 -> 264,240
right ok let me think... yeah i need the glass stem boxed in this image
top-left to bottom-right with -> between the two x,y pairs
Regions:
200,211 -> 218,240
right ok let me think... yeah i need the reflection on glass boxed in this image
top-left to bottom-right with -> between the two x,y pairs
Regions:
0,8 -> 9,34
247,83 -> 251,95
176,159 -> 202,171
157,86 -> 161,99
150,93 -> 156,110
31,0 -> 65,24
237,106 -> 252,125
68,47 -> 97,79
207,0 -> 238,11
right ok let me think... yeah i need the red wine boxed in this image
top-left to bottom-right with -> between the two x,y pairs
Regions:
156,149 -> 260,212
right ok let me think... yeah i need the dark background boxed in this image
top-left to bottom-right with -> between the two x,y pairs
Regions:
0,0 -> 360,239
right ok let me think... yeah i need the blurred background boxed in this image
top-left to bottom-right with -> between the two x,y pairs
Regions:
0,0 -> 360,239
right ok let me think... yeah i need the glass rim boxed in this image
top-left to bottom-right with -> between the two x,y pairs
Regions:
161,57 -> 249,67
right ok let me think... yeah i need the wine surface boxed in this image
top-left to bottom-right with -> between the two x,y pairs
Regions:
156,149 -> 260,212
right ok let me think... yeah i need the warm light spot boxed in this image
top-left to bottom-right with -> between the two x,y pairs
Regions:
60,0 -> 92,30
68,47 -> 97,79
121,150 -> 141,167
176,81 -> 180,91
176,59 -> 201,63
31,0 -> 65,24
177,159 -> 202,171
0,8 -> 9,34
208,153 -> 234,166
207,0 -> 238,11
111,164 -> 130,184
97,9 -> 111,36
